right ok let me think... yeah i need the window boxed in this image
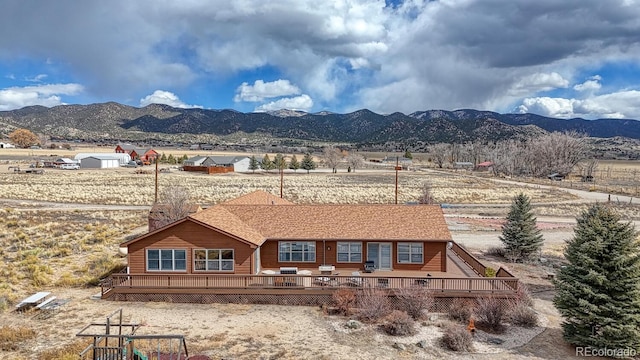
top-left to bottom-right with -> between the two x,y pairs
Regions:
146,249 -> 186,271
194,249 -> 234,271
337,242 -> 362,263
397,243 -> 423,264
279,242 -> 316,262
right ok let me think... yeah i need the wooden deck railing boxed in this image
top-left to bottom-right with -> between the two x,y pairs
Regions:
102,273 -> 518,298
450,242 -> 487,276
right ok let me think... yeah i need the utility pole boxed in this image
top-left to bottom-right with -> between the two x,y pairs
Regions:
280,166 -> 284,198
154,159 -> 159,203
395,156 -> 399,204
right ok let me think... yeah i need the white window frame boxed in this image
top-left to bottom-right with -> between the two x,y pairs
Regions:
193,249 -> 234,272
337,242 -> 363,263
397,242 -> 424,264
146,249 -> 187,271
278,241 -> 316,262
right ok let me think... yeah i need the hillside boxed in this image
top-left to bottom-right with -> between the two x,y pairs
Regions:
1,103 -> 640,144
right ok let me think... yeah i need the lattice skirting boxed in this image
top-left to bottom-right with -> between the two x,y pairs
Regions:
109,292 -> 513,312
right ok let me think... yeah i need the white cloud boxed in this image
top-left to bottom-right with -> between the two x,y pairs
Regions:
0,83 -> 83,111
234,80 -> 301,102
508,72 -> 569,96
517,90 -> 640,119
139,90 -> 202,108
25,74 -> 48,82
573,75 -> 602,92
254,94 -> 313,112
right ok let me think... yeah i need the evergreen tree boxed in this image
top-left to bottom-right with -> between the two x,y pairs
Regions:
273,153 -> 286,170
289,154 -> 300,171
167,154 -> 176,165
300,153 -> 316,174
180,154 -> 189,164
261,154 -> 275,172
404,149 -> 413,159
554,204 -> 640,352
160,153 -> 168,163
249,155 -> 260,173
499,193 -> 543,261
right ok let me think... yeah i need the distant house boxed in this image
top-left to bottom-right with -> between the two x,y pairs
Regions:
454,162 -> 474,170
80,155 -> 121,169
0,142 -> 15,148
115,144 -> 159,163
474,161 -> 494,172
183,156 -> 250,173
383,156 -> 413,169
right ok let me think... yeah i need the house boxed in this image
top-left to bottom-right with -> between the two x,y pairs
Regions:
105,191 -> 519,304
75,153 -> 131,165
121,190 -> 452,276
115,144 -> 159,163
383,156 -> 413,169
474,161 -> 494,172
0,142 -> 15,148
80,155 -> 121,169
183,156 -> 251,173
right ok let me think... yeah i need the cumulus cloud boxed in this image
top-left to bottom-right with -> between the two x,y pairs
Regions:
25,74 -> 48,82
254,94 -> 313,112
573,75 -> 602,92
508,72 -> 570,96
234,80 -> 301,102
139,90 -> 202,108
0,83 -> 83,111
517,90 -> 640,119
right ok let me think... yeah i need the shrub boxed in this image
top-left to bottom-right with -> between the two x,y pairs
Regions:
448,298 -> 475,323
332,289 -> 357,316
356,288 -> 391,323
441,324 -> 474,352
485,246 -> 506,257
475,297 -> 506,333
513,283 -> 533,307
484,267 -> 496,277
508,301 -> 538,327
381,310 -> 416,336
395,286 -> 434,320
0,326 -> 37,351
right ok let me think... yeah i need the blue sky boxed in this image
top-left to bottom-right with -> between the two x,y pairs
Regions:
1,0 -> 640,119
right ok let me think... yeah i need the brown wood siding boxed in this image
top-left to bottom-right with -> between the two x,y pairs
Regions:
259,240 -> 446,272
392,241 -> 446,272
127,220 -> 254,275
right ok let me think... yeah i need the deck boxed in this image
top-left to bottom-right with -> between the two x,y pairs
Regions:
101,242 -> 518,303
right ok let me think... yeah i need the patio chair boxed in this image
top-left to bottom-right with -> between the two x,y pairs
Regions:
363,261 -> 375,273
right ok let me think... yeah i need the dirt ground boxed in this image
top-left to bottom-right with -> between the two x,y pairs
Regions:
1,161 -> 627,359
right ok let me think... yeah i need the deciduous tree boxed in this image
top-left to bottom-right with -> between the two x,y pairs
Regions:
153,185 -> 192,228
9,128 -> 40,148
346,153 -> 364,172
554,204 -> 640,352
322,146 -> 342,173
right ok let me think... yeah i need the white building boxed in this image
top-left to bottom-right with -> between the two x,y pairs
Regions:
75,152 -> 131,165
0,142 -> 15,148
80,156 -> 121,169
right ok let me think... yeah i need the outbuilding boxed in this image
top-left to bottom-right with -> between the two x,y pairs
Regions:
80,155 -> 120,169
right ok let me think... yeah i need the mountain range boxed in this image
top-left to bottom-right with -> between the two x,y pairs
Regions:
1,102 -> 640,144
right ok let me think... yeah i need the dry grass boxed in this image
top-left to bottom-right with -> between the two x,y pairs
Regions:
0,326 -> 37,351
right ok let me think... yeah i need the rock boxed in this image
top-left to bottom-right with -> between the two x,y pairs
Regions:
416,340 -> 428,348
392,342 -> 406,351
487,337 -> 504,345
429,314 -> 438,321
539,257 -> 548,263
345,319 -> 363,329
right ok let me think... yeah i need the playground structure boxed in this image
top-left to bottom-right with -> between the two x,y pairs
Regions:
77,309 -> 189,360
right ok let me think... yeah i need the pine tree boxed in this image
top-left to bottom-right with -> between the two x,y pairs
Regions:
404,149 -> 413,159
289,154 -> 300,171
301,153 -> 316,174
160,153 -> 168,163
554,204 -> 640,352
273,153 -> 286,170
499,193 -> 543,261
249,155 -> 260,173
167,154 -> 176,165
261,154 -> 275,172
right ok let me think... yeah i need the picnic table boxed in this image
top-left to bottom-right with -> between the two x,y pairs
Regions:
15,292 -> 51,311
